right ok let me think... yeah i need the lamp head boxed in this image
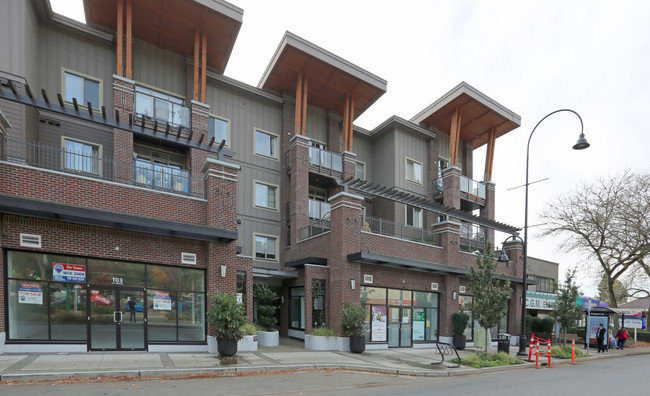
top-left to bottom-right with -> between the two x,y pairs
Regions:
572,133 -> 590,150
496,249 -> 510,263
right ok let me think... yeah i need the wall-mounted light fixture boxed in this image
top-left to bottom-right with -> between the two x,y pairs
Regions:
452,291 -> 457,300
350,279 -> 356,290
220,265 -> 227,278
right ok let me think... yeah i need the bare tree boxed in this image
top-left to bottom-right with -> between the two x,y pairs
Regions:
540,170 -> 649,317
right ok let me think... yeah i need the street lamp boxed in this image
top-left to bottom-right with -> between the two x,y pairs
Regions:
499,109 -> 590,356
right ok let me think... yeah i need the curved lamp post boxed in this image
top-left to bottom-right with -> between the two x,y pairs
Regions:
497,109 -> 590,356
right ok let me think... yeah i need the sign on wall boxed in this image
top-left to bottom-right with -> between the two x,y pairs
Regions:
19,282 -> 43,304
413,308 -> 425,341
526,296 -> 555,310
53,263 -> 86,283
153,291 -> 172,311
618,315 -> 647,330
371,306 -> 387,341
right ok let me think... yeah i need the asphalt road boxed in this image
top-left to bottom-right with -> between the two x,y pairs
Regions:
1,353 -> 645,395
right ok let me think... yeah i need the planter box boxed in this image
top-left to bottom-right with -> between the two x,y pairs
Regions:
257,330 -> 279,347
305,335 -> 349,351
238,335 -> 258,351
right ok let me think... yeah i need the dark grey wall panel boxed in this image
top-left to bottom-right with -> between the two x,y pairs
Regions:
353,134 -> 373,181
394,127 -> 428,196
371,130 -> 395,187
133,40 -> 186,97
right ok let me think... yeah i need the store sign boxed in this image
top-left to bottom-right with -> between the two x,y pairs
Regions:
19,282 -> 43,304
371,306 -> 387,341
53,263 -> 86,283
526,296 -> 554,310
153,292 -> 172,311
313,298 -> 323,310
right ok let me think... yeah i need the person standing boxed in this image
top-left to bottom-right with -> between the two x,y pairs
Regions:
596,324 -> 606,353
616,327 -> 628,350
128,297 -> 137,323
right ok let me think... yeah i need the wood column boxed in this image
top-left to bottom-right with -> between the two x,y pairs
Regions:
347,96 -> 354,151
294,73 -> 303,136
301,77 -> 308,135
116,0 -> 123,77
449,108 -> 461,167
125,0 -> 132,79
342,94 -> 350,151
201,31 -> 207,103
484,127 -> 496,181
193,29 -> 200,102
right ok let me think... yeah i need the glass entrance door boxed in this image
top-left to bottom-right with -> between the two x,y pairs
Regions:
388,307 -> 412,347
89,287 -> 145,351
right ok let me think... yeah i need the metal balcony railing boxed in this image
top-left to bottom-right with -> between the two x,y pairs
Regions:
460,224 -> 486,253
309,199 -> 330,221
2,138 -> 204,198
298,217 -> 331,240
362,215 -> 442,246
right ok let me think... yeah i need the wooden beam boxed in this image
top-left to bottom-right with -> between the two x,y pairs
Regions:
301,77 -> 308,135
294,72 -> 303,136
125,0 -> 132,79
201,31 -> 207,103
116,0 -> 123,77
348,96 -> 354,151
485,127 -> 496,181
449,108 -> 461,167
193,29 -> 199,102
342,93 -> 349,151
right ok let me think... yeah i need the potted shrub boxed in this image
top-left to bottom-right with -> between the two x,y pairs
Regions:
341,302 -> 367,353
305,327 -> 339,350
254,284 -> 280,347
207,291 -> 246,356
238,323 -> 258,352
452,311 -> 470,350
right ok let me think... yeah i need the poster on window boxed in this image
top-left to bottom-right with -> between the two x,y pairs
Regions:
153,292 -> 172,311
371,306 -> 387,341
413,308 -> 425,341
19,283 -> 43,304
236,293 -> 243,304
53,263 -> 86,283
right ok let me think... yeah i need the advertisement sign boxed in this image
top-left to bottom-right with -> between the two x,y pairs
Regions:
588,315 -> 609,345
371,306 -> 387,342
618,315 -> 647,330
413,308 -> 425,341
19,282 -> 43,304
236,293 -> 243,304
53,263 -> 86,283
153,291 -> 172,311
90,290 -> 112,305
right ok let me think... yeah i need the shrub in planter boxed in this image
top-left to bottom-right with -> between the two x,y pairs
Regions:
207,291 -> 246,356
306,327 -> 338,350
238,323 -> 259,352
341,302 -> 367,353
254,285 -> 280,347
452,312 -> 470,350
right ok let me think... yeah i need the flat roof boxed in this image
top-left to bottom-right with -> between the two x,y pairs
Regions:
259,32 -> 387,118
83,0 -> 243,74
410,82 -> 521,148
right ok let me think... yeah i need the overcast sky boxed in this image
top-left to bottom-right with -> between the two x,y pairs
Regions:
52,0 -> 650,296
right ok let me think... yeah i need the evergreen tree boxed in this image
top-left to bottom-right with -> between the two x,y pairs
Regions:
549,268 -> 583,347
467,245 -> 511,354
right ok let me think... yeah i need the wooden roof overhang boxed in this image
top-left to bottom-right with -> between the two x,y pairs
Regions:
83,0 -> 243,74
258,32 -> 387,118
410,82 -> 521,148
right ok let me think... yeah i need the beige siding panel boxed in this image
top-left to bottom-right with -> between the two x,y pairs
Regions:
0,0 -> 37,82
305,105 -> 327,145
0,99 -> 25,142
235,165 -> 282,222
37,25 -> 115,115
238,219 -> 282,269
437,132 -> 450,160
132,41 -> 186,96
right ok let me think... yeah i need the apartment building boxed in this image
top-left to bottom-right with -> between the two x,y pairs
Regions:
0,0 -> 525,353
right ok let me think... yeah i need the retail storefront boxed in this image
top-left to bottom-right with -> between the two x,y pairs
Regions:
361,286 -> 439,347
459,294 -> 509,341
6,250 -> 206,351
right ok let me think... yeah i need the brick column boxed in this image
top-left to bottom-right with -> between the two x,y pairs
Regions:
304,264 -> 330,334
113,75 -> 135,185
288,134 -> 311,246
432,219 -> 461,339
439,275 -> 460,339
190,100 -> 209,143
480,181 -> 496,246
342,150 -> 357,180
442,166 -> 461,209
502,238 -> 524,342
327,191 -> 364,335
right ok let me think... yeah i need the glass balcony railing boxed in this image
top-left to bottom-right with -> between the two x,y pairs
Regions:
309,199 -> 331,221
460,223 -> 486,253
135,86 -> 190,129
460,176 -> 486,200
308,147 -> 342,174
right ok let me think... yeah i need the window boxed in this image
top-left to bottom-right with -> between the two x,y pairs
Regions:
62,137 -> 102,175
355,161 -> 366,180
254,234 -> 277,261
254,182 -> 278,210
532,277 -> 555,293
406,158 -> 422,184
63,70 -> 101,109
308,186 -> 329,220
436,158 -> 448,191
312,279 -> 326,328
209,116 -> 229,146
255,129 -> 278,159
290,287 -> 305,330
134,144 -> 189,194
237,271 -> 247,311
135,86 -> 189,128
406,205 -> 422,228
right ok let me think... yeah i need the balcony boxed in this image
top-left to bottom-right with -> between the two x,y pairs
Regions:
135,86 -> 190,129
362,215 -> 442,246
460,223 -> 486,253
2,139 -> 204,198
309,199 -> 330,221
434,175 -> 486,211
308,146 -> 342,177
299,217 -> 331,240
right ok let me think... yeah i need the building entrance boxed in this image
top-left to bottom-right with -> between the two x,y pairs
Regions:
89,286 -> 146,351
388,307 -> 412,347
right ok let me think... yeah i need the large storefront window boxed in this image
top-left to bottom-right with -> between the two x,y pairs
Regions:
290,287 -> 305,330
360,286 -> 439,345
6,251 -> 205,345
459,294 -> 508,341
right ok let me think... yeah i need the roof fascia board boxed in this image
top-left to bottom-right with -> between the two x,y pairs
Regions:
370,115 -> 437,140
207,69 -> 283,104
193,0 -> 244,23
36,0 -> 114,43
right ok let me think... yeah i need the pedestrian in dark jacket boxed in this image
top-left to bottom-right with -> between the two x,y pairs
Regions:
596,324 -> 606,353
615,327 -> 628,350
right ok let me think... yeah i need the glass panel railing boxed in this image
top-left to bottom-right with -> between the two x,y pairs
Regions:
308,147 -> 342,174
309,200 -> 330,220
460,176 -> 486,199
362,215 -> 442,247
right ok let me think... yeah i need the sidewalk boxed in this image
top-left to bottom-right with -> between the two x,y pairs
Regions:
1,339 -> 648,383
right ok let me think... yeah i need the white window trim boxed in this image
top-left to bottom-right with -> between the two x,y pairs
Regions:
253,180 -> 279,211
405,205 -> 423,229
253,233 -> 279,262
61,67 -> 103,110
61,136 -> 103,176
405,157 -> 423,185
355,160 -> 366,180
253,128 -> 280,161
209,114 -> 231,148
